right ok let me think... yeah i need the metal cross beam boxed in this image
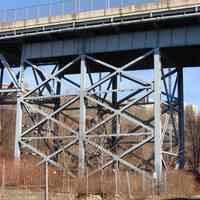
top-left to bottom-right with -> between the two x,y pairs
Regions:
5,48 -> 182,187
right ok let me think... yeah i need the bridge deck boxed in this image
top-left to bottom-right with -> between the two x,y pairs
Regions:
1,0 -> 200,38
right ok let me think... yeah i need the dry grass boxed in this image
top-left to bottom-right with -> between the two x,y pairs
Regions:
0,157 -> 199,200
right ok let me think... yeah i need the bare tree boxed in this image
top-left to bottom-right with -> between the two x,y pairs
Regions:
185,106 -> 200,174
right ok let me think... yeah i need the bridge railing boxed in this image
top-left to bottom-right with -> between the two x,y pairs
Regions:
0,0 -> 157,23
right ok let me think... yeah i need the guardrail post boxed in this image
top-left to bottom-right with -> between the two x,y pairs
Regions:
106,0 -> 110,9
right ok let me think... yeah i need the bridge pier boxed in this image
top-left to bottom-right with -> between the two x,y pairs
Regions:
0,48 -> 184,185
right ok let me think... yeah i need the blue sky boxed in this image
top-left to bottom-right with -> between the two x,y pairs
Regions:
0,0 -> 156,9
0,0 -> 49,9
1,0 -> 200,109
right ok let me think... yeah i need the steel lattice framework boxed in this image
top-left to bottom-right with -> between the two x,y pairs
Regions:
0,48 -> 184,185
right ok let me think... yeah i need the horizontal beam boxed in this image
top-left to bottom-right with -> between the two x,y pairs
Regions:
0,88 -> 20,93
24,25 -> 200,60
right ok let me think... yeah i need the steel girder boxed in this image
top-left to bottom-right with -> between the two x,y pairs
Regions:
1,48 -> 184,185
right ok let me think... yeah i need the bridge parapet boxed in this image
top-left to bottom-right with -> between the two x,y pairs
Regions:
0,0 -> 200,34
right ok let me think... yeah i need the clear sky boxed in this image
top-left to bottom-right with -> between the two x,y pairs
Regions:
0,0 -> 156,9
0,0 -> 49,9
1,0 -> 200,109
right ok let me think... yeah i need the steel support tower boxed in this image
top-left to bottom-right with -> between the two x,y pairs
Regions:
2,0 -> 198,186
0,48 -> 184,184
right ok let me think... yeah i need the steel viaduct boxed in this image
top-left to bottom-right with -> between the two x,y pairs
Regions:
0,0 -> 199,185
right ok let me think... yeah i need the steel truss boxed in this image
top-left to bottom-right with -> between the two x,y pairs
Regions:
0,48 -> 185,185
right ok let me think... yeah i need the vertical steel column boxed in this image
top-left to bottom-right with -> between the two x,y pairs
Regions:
177,67 -> 185,168
15,95 -> 22,159
154,49 -> 162,184
168,69 -> 172,98
112,76 -> 118,110
0,67 -> 3,90
79,55 -> 87,176
112,75 -> 118,147
168,68 -> 173,153
53,65 -> 62,162
14,52 -> 24,159
0,67 -> 3,97
99,73 -> 102,98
